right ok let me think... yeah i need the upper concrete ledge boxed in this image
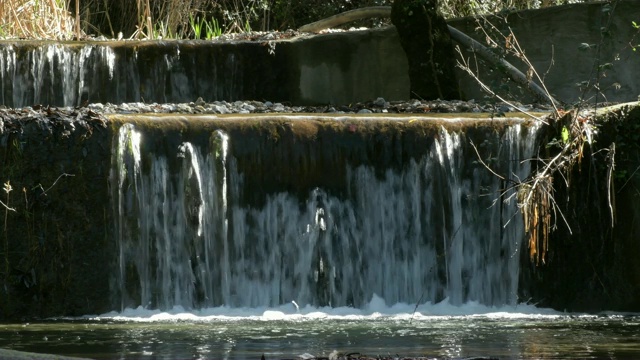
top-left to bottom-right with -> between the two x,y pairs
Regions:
0,1 -> 638,108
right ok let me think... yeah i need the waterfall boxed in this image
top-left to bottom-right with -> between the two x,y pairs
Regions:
0,44 -> 115,107
111,120 -> 538,310
0,42 -> 248,107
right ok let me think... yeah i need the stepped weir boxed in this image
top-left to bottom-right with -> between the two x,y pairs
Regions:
4,2 -> 640,358
2,0 -> 640,320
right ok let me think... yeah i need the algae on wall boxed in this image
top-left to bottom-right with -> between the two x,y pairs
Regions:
0,109 -> 113,320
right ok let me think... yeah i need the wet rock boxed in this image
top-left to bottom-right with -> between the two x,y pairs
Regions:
373,97 -> 387,107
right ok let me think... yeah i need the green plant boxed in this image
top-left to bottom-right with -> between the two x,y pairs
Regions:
189,14 -> 222,39
205,17 -> 222,39
190,14 -> 205,38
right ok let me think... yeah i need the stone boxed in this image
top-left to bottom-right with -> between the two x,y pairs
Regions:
373,97 -> 386,107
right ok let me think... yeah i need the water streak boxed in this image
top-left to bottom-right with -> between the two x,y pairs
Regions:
111,122 -> 538,311
0,44 -> 115,107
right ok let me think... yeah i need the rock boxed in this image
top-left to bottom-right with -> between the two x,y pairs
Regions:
0,99 -> 552,121
176,103 -> 191,112
242,103 -> 256,112
213,105 -> 229,114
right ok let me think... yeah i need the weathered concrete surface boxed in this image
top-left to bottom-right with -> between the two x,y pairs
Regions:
449,0 -> 640,105
0,1 -> 638,108
290,28 -> 409,105
0,109 -> 113,320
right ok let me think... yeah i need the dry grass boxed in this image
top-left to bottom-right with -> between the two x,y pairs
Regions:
0,0 -> 594,40
0,0 -> 79,39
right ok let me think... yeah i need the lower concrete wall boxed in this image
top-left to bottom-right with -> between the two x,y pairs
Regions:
2,107 -> 640,318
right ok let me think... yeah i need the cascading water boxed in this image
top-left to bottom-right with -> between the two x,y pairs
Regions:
0,42 -> 250,107
111,119 -> 538,311
0,44 -> 115,107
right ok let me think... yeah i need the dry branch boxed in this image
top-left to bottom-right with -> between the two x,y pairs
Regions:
298,7 -> 392,33
298,6 -> 560,107
447,25 -> 561,107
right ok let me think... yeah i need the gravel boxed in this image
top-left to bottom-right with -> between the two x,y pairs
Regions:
84,97 -> 554,115
0,97 -> 555,137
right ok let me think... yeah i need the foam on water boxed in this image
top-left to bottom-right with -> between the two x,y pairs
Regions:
89,294 -> 560,323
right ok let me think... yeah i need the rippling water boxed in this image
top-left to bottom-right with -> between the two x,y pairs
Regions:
1,299 -> 639,359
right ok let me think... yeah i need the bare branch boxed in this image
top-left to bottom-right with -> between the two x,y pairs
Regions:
470,140 -> 505,180
299,7 -> 391,32
455,46 -> 548,124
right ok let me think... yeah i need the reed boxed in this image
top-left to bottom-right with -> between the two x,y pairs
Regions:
0,0 -> 592,40
0,0 -> 78,39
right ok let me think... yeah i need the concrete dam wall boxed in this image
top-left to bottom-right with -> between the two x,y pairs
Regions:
1,0 -> 640,320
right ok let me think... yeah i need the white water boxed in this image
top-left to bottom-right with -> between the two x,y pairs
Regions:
91,294 -> 560,323
0,44 -> 115,107
0,43 -> 245,107
111,121 -> 539,312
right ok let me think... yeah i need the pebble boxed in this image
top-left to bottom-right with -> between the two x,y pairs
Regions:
373,97 -> 386,107
1,98 -> 556,136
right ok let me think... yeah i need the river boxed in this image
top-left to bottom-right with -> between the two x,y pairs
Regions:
1,299 -> 639,359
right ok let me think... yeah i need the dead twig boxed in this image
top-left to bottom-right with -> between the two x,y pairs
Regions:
32,173 -> 75,196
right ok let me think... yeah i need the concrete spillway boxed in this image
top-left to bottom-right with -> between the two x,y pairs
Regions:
108,114 -> 539,311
